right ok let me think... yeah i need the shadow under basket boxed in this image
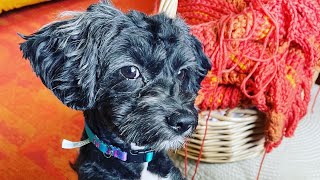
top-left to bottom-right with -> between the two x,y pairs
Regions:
177,108 -> 266,163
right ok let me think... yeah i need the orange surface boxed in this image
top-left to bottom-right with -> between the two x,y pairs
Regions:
0,0 -> 49,14
0,0 -> 156,179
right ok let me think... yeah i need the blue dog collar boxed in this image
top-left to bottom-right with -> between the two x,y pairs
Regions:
84,123 -> 154,163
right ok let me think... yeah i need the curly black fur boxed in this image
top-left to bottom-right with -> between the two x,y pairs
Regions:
20,2 -> 210,180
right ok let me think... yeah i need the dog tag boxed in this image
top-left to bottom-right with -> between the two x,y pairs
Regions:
62,139 -> 90,149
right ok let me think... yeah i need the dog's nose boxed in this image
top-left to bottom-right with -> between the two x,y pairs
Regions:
166,113 -> 197,134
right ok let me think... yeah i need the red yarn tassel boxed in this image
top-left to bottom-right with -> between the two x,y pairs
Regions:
184,141 -> 188,178
256,150 -> 267,180
191,108 -> 212,180
153,0 -> 160,14
311,86 -> 320,114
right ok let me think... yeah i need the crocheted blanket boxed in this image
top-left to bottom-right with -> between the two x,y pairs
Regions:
178,0 -> 320,152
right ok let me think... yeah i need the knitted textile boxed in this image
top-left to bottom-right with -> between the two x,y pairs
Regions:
177,0 -> 320,152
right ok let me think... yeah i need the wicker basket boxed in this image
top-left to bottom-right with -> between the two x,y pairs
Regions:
176,109 -> 265,163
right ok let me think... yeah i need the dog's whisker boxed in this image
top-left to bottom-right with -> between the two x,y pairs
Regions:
144,124 -> 162,138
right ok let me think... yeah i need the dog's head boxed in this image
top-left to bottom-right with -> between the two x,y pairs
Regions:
20,2 -> 211,151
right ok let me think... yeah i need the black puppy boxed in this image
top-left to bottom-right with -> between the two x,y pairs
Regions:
20,2 -> 210,180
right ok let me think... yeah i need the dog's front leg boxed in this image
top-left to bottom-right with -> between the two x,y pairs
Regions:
148,152 -> 186,180
78,161 -> 123,180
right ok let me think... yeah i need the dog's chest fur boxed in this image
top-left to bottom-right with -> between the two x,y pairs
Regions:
133,144 -> 170,180
141,163 -> 170,180
76,144 -> 184,179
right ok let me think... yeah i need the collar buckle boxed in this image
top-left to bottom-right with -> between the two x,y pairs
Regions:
128,149 -> 154,163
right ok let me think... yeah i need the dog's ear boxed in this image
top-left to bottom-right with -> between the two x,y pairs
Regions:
190,36 -> 211,82
19,3 -> 123,110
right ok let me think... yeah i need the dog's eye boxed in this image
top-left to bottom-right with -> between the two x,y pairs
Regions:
120,66 -> 140,79
177,69 -> 186,80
